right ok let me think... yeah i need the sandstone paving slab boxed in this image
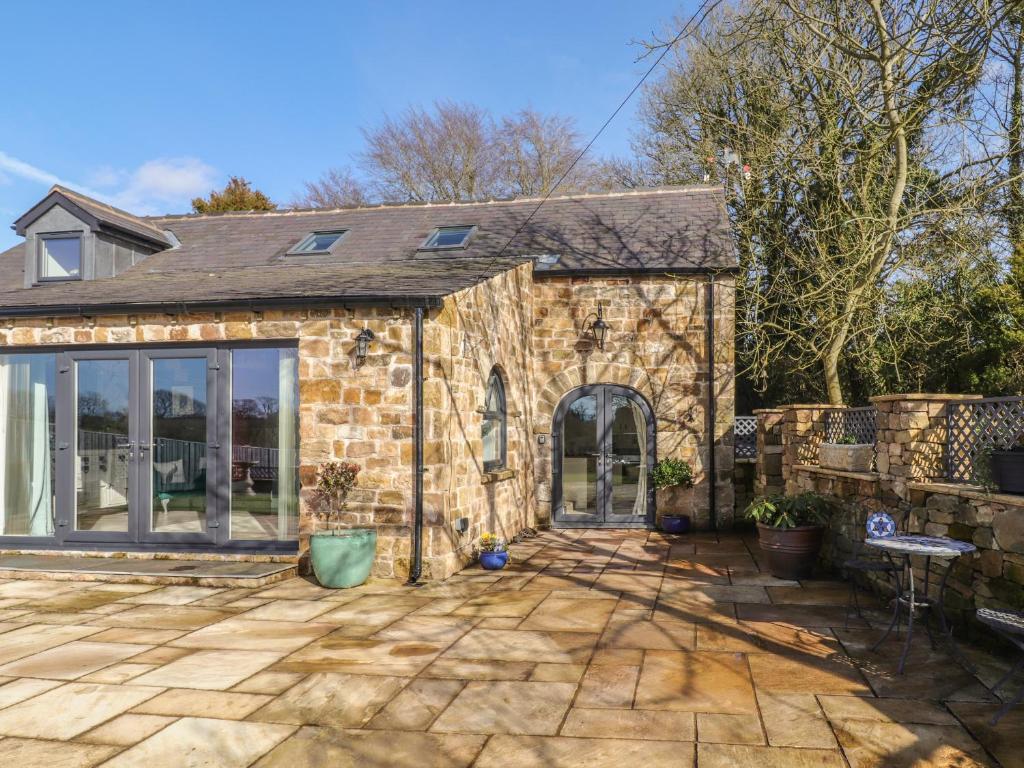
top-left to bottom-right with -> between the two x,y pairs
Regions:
757,691 -> 837,748
29,589 -> 137,612
738,620 -> 845,658
251,726 -> 486,768
230,670 -> 306,695
442,628 -> 598,664
859,657 -> 997,703
86,627 -> 185,645
662,583 -> 771,606
474,734 -> 695,767
737,603 -> 865,628
518,596 -> 617,633
748,652 -> 870,695
421,658 -> 535,681
366,677 -> 466,730
410,597 -> 470,615
697,743 -> 846,767
372,614 -> 477,645
277,633 -> 445,676
78,661 -> 159,684
0,640 -> 151,680
767,584 -> 852,606
250,671 -> 409,727
947,701 -> 1024,768
661,561 -> 730,584
477,617 -> 523,629
599,618 -> 695,651
818,694 -> 958,725
100,716 -> 296,768
0,623 -> 104,665
635,650 -> 757,714
451,590 -> 549,618
0,682 -> 162,739
574,663 -> 639,708
430,680 -> 577,735
696,712 -> 765,744
728,569 -> 799,587
132,649 -> 284,690
127,645 -> 191,664
653,594 -> 737,624
78,713 -> 176,746
316,593 -> 432,626
0,677 -> 63,709
118,585 -> 225,605
530,662 -> 587,682
591,647 -> 645,665
833,719 -> 994,768
169,617 -> 334,652
560,707 -> 696,741
592,572 -> 663,594
0,736 -> 118,767
93,605 -> 235,631
251,579 -> 338,600
0,579 -> 82,599
237,599 -> 335,622
134,688 -> 273,719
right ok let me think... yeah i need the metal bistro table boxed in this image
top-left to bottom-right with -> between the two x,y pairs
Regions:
865,535 -> 977,675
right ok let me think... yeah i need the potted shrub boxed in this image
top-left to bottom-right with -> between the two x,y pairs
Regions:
309,461 -> 377,589
478,533 -> 509,570
990,439 -> 1024,495
653,458 -> 694,533
745,492 -> 832,580
819,433 -> 874,473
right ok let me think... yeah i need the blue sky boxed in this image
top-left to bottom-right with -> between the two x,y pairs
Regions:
0,1 -> 692,252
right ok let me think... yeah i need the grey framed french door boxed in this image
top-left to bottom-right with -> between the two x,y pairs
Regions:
58,348 -> 219,546
551,385 -> 655,528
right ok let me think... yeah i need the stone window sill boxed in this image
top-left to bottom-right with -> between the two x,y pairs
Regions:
908,481 -> 1024,509
481,468 -> 516,484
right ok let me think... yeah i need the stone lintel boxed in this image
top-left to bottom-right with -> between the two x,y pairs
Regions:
795,465 -> 881,483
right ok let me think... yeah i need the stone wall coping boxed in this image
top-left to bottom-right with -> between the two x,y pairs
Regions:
870,393 -> 985,403
778,403 -> 845,410
735,457 -> 756,464
907,481 -> 1024,509
751,408 -> 784,414
795,464 -> 881,483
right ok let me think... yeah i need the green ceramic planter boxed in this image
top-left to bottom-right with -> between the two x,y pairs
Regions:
310,529 -> 377,589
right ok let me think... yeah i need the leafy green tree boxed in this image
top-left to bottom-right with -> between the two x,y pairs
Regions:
191,177 -> 275,214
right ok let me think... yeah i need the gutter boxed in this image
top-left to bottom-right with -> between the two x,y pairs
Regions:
0,295 -> 443,319
705,276 -> 718,531
407,306 -> 425,584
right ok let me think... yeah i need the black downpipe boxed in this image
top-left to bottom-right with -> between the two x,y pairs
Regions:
408,306 -> 425,584
705,277 -> 718,531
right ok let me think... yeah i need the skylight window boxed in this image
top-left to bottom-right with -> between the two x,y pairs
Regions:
420,225 -> 474,250
288,230 -> 347,255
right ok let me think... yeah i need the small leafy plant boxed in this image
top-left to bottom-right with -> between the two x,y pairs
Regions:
836,434 -> 860,445
478,533 -> 508,553
313,461 -> 361,519
744,492 -> 832,529
652,458 -> 694,490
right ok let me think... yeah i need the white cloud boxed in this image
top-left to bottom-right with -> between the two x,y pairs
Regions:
0,150 -> 219,216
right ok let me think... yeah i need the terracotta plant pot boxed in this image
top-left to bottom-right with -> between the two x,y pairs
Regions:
756,523 -> 824,580
818,443 -> 874,473
991,450 -> 1024,495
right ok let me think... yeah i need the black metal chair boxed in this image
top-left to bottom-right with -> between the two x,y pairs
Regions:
843,507 -> 904,629
977,608 -> 1024,725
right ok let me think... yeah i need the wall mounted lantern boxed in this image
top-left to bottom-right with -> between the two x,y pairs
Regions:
587,302 -> 610,350
355,327 -> 375,362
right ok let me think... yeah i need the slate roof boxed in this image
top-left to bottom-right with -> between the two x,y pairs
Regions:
0,185 -> 734,314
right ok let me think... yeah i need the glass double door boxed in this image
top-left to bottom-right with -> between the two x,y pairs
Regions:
62,349 -> 218,545
553,385 -> 655,528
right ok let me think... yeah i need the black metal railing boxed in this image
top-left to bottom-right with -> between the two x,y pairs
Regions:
947,396 -> 1024,483
824,406 -> 877,445
735,415 -> 757,459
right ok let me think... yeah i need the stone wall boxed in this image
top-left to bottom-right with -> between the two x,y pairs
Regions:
530,274 -> 736,530
753,408 -> 784,497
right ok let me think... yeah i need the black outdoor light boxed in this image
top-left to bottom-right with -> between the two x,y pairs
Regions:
587,302 -> 610,350
355,327 -> 375,362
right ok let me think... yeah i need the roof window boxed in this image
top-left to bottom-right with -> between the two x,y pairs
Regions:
420,225 -> 474,250
288,229 -> 347,255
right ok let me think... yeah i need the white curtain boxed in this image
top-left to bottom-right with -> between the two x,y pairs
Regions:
631,401 -> 648,517
277,349 -> 298,540
0,356 -> 53,536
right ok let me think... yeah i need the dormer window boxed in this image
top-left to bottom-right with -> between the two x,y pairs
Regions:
288,230 -> 347,255
420,225 -> 474,250
38,233 -> 82,281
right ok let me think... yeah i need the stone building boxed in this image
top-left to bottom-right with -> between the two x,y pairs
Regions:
0,184 -> 737,579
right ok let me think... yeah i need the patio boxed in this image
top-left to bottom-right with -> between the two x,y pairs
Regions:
0,529 -> 1019,767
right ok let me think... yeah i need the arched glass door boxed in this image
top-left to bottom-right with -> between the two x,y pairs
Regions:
552,385 -> 655,528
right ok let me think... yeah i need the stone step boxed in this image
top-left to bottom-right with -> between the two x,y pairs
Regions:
0,553 -> 298,587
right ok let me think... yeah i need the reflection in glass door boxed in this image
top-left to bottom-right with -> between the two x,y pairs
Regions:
553,386 -> 654,528
73,356 -> 135,539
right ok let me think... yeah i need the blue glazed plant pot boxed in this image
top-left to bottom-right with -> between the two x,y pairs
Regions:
661,515 -> 691,534
479,551 -> 509,570
310,529 -> 377,589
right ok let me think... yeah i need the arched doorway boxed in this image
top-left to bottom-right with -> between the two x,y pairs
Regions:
551,385 -> 655,528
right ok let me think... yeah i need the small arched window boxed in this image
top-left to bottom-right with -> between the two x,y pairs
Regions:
482,368 -> 507,472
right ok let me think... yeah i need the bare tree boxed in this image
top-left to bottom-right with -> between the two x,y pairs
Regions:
295,167 -> 370,209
